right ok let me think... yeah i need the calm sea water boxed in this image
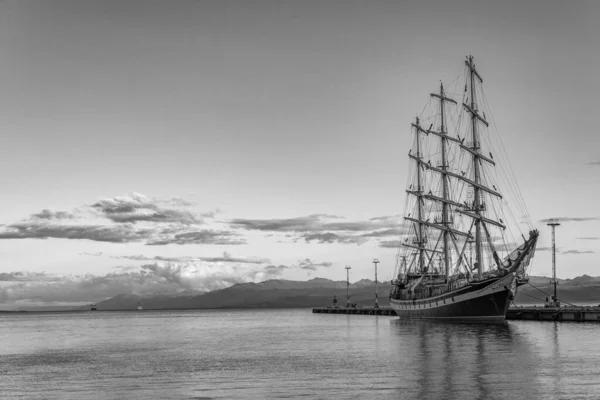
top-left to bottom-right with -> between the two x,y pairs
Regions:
1,309 -> 599,399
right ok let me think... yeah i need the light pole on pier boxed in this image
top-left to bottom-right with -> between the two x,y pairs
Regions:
373,259 -> 379,308
345,265 -> 351,308
547,222 -> 560,307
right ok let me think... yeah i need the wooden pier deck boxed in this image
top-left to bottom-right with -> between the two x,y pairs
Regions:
506,306 -> 600,322
312,306 -> 396,316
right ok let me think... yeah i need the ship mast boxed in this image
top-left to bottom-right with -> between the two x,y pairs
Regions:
431,83 -> 457,279
465,55 -> 485,279
398,56 -> 532,284
414,117 -> 426,273
405,116 -> 474,272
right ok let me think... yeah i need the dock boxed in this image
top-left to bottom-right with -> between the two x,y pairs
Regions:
312,306 -> 396,316
507,306 -> 600,322
313,305 -> 600,321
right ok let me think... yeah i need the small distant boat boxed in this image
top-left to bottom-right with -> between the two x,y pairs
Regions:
137,302 -> 143,310
91,304 -> 97,311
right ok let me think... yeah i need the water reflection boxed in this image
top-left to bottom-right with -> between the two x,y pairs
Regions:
389,320 -> 545,399
2,310 -> 597,399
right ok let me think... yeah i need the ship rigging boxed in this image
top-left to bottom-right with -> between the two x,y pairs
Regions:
389,56 -> 538,323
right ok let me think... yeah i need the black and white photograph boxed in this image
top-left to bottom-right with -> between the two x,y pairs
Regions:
1,1 -> 599,399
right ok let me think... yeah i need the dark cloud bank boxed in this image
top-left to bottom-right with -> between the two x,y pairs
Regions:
0,198 -> 407,248
0,193 -> 245,246
231,214 -> 406,246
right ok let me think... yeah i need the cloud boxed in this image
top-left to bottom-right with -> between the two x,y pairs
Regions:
200,209 -> 221,219
0,255 -> 330,307
91,193 -> 199,224
230,215 -> 326,232
113,252 -> 268,264
112,265 -> 139,272
296,258 -> 333,271
146,230 -> 246,246
198,252 -> 268,264
230,214 -> 400,233
0,222 -> 154,243
577,237 -> 600,240
139,260 -> 282,290
31,210 -> 77,220
587,160 -> 600,167
0,260 -> 288,307
0,271 -> 61,282
301,232 -> 367,245
562,250 -> 595,254
263,264 -> 290,274
1,203 -> 405,248
536,247 -> 553,252
230,214 -> 404,245
0,271 -> 180,306
369,215 -> 401,222
539,217 -> 600,223
379,240 -> 401,248
0,193 -> 243,246
361,227 -> 408,238
168,197 -> 197,207
311,214 -> 346,219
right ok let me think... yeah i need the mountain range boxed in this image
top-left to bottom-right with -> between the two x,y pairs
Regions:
9,275 -> 600,312
93,278 -> 390,310
515,275 -> 600,305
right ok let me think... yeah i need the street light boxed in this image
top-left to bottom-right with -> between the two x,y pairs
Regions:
345,265 -> 351,308
373,259 -> 380,308
547,222 -> 560,307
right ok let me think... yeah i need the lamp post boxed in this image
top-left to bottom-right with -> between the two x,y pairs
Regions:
373,259 -> 379,308
345,265 -> 351,308
547,222 -> 560,307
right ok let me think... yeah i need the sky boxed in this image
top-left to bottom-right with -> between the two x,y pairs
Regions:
0,0 -> 598,308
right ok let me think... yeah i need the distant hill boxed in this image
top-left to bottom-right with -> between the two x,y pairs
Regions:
93,278 -> 390,310
9,275 -> 600,311
12,305 -> 89,312
95,275 -> 600,310
515,275 -> 600,305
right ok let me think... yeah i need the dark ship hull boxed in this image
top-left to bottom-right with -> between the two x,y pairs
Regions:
390,272 -> 516,323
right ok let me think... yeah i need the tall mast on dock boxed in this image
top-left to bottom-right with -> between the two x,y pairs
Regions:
547,222 -> 560,304
373,258 -> 379,308
345,265 -> 351,307
431,83 -> 457,279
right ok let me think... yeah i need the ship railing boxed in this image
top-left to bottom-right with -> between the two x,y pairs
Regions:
390,278 -> 470,301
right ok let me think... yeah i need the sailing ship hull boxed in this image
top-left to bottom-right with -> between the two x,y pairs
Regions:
390,272 -> 516,324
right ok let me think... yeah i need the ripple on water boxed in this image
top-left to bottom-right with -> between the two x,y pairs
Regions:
1,310 -> 600,399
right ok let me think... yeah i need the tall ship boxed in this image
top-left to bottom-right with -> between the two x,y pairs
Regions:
389,56 -> 538,323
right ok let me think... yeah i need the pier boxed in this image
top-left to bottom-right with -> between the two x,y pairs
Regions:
313,305 -> 600,321
506,306 -> 600,322
312,306 -> 396,316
